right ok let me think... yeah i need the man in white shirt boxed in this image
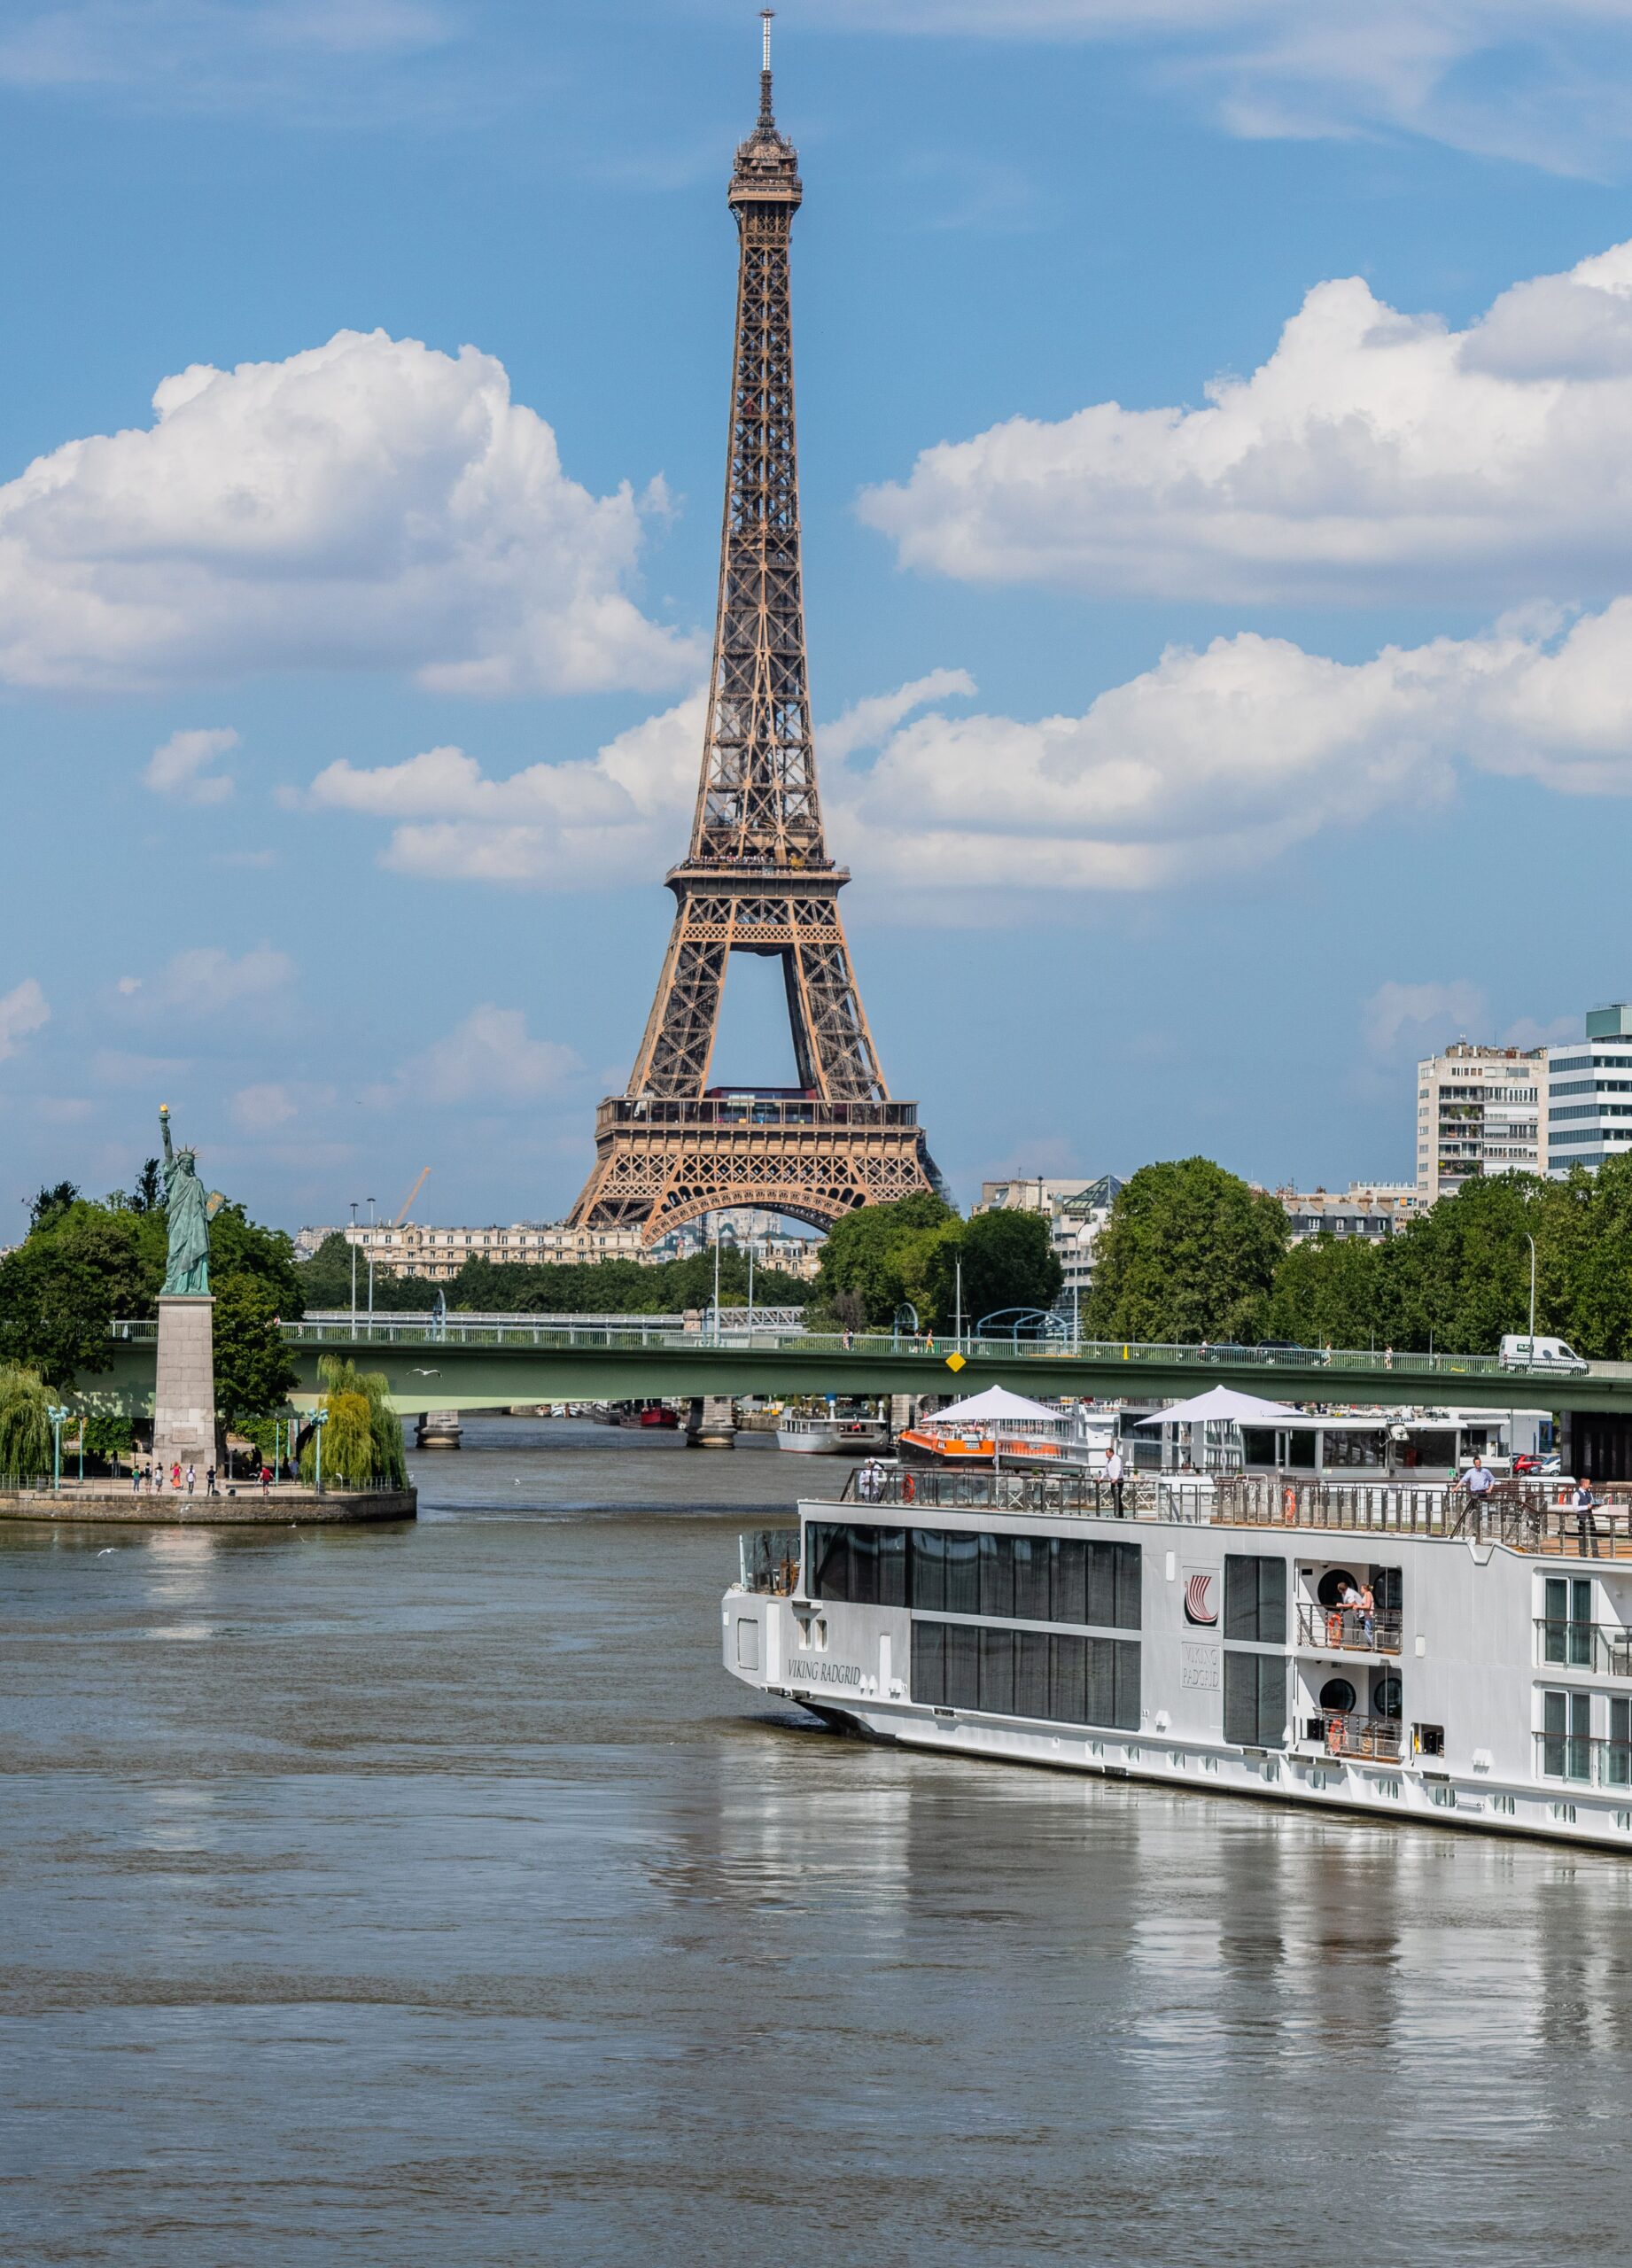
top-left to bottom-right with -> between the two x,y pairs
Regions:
1104,1447 -> 1125,1517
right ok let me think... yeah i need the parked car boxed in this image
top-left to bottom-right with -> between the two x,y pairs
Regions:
1499,1333 -> 1589,1375
1512,1452 -> 1563,1477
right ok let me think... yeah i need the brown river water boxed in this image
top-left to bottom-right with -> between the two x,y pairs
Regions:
4,1417 -> 1632,2265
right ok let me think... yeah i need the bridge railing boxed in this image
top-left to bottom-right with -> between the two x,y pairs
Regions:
104,1318 -> 1544,1379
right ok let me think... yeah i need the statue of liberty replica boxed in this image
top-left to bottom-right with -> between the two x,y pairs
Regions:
152,1104 -> 225,1472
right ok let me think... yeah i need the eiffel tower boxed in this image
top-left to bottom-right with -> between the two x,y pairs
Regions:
570,17 -> 940,1244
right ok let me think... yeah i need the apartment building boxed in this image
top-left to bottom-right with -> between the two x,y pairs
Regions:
1416,1044 -> 1547,1201
324,1221 -> 649,1281
1545,1004 -> 1632,1176
1273,1182 -> 1427,1240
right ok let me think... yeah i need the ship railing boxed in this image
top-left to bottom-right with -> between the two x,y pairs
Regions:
1534,1733 -> 1632,1787
736,1528 -> 801,1596
840,1467 -> 1157,1518
1305,1711 -> 1403,1762
1535,1619 -> 1632,1676
1296,1603 -> 1404,1656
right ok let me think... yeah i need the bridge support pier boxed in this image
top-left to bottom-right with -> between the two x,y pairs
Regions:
889,1393 -> 922,1443
687,1395 -> 737,1449
415,1410 -> 462,1450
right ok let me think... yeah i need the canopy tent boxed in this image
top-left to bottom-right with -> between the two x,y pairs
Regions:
1134,1386 -> 1306,1427
925,1385 -> 1064,1428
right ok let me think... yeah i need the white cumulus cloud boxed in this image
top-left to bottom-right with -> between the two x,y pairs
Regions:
123,944 -> 297,1017
382,1006 -> 580,1107
0,328 -> 698,695
0,977 -> 50,1060
1362,980 -> 1488,1060
144,726 -> 239,804
861,238 -> 1632,607
229,1081 -> 301,1132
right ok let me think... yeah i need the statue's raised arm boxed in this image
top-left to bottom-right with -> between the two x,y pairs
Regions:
158,1104 -> 214,1298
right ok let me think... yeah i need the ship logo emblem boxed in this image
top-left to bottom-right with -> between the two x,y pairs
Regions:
1184,1573 -> 1218,1626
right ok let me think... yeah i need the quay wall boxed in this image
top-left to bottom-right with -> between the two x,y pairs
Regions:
0,1488 -> 416,1527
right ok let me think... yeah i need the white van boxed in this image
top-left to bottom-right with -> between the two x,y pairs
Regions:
1500,1333 -> 1589,1374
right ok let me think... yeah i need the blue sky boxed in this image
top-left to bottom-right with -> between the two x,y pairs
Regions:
5,0 -> 1632,1234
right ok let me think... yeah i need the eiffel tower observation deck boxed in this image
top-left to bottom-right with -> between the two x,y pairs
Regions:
570,16 -> 941,1243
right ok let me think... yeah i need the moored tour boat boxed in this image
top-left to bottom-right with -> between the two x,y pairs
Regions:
725,1461 -> 1632,1851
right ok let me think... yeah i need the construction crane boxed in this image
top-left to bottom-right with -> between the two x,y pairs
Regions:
392,1168 -> 431,1227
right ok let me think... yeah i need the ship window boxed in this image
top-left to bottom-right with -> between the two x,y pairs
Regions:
1224,1555 -> 1287,1644
945,1531 -> 980,1616
735,1618 -> 759,1671
1492,1793 -> 1516,1816
911,1528 -> 945,1612
1543,1576 -> 1593,1667
1224,1651 -> 1287,1748
1609,1697 -> 1632,1788
1318,1676 -> 1357,1714
1541,1690 -> 1590,1781
980,1533 -> 1015,1619
910,1619 -> 1137,1729
980,1626 -> 1015,1715
1012,1533 -> 1050,1621
1052,1537 -> 1087,1625
1317,1569 -> 1359,1611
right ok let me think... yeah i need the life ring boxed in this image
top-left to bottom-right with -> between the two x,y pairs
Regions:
1283,1485 -> 1297,1523
901,1472 -> 915,1504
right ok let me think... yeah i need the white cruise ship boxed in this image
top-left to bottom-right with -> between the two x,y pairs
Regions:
724,1465 -> 1632,1850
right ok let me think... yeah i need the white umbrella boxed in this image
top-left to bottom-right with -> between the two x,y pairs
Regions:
927,1385 -> 1062,1427
1134,1386 -> 1306,1426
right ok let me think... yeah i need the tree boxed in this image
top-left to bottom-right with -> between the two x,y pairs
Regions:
27,1180 -> 80,1234
1264,1234 -> 1393,1349
0,1212 -> 154,1387
299,1355 -> 407,1487
1084,1159 -> 1289,1344
206,1206 -> 303,1317
128,1157 -> 164,1215
956,1210 -> 1063,1329
297,1232 -> 426,1314
213,1272 -> 300,1431
1385,1172 -> 1546,1355
0,1365 -> 51,1480
811,1192 -> 959,1327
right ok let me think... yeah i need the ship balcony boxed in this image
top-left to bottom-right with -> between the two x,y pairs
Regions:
1297,1602 -> 1403,1656
735,1527 -> 800,1596
1304,1710 -> 1403,1762
1534,1732 -> 1632,1787
1535,1619 -> 1632,1676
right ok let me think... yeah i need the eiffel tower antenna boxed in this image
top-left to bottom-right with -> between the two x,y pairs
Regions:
569,27 -> 940,1243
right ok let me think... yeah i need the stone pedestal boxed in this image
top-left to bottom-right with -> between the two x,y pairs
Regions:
152,1295 -> 216,1471
415,1410 -> 462,1449
686,1394 -> 737,1449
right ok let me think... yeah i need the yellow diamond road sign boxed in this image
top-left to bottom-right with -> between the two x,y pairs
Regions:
945,1351 -> 967,1372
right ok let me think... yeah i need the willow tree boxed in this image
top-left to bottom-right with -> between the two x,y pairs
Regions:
0,1366 -> 52,1481
299,1355 -> 407,1488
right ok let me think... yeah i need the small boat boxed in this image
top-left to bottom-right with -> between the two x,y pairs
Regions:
777,1411 -> 890,1455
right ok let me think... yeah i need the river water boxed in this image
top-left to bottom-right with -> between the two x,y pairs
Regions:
5,1417 -> 1632,2265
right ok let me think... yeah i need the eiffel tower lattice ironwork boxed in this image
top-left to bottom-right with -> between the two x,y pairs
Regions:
570,19 -> 939,1243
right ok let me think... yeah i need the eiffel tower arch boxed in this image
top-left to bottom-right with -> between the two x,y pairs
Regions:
570,19 -> 940,1246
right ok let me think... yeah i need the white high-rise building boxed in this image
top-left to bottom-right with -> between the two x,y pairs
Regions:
1545,1004 -> 1632,1176
1416,1044 -> 1547,1202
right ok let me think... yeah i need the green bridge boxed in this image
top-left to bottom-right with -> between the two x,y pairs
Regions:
91,1319 -> 1632,1419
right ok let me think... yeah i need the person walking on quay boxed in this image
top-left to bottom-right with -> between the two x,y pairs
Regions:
1105,1445 -> 1125,1517
260,1463 -> 272,1495
206,1464 -> 217,1497
185,1464 -> 195,1495
129,1457 -> 141,1494
170,1461 -> 181,1490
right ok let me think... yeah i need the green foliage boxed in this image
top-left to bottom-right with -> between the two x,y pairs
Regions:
296,1232 -> 427,1313
1263,1234 -> 1393,1349
957,1210 -> 1064,1329
0,1210 -> 156,1386
206,1206 -> 303,1317
0,1365 -> 51,1480
299,1356 -> 407,1488
27,1180 -> 80,1233
812,1192 -> 960,1328
213,1272 -> 300,1427
80,1409 -> 137,1462
379,1247 -> 812,1317
1085,1158 -> 1290,1345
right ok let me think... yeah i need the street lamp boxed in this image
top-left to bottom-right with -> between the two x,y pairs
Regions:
312,1405 -> 330,1495
711,1214 -> 721,1341
46,1403 -> 68,1493
1525,1231 -> 1538,1351
367,1196 -> 377,1331
349,1199 -> 359,1330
